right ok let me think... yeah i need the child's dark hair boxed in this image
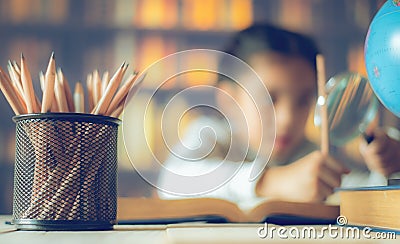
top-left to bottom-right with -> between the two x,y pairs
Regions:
220,23 -> 319,77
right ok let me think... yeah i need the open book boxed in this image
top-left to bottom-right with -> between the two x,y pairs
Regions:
117,197 -> 339,225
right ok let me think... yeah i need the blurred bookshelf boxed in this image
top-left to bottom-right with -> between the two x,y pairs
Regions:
0,0 -> 394,213
0,0 -> 386,88
0,0 -> 387,85
0,0 -> 253,86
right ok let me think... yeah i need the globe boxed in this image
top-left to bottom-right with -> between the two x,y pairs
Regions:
364,0 -> 400,117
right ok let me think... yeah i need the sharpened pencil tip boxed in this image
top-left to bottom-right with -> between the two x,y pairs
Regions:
51,51 -> 55,59
21,53 -> 24,59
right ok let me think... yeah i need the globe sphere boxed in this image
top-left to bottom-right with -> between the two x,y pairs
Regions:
365,0 -> 400,117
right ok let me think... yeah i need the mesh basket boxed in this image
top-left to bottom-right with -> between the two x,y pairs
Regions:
12,113 -> 120,231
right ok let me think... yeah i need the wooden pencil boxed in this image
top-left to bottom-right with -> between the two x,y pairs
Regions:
39,71 -> 45,92
105,73 -> 138,115
93,70 -> 102,104
41,53 -> 56,113
35,95 -> 42,112
74,82 -> 84,113
316,54 -> 329,156
108,72 -> 145,117
54,73 -> 69,112
101,71 -> 109,94
94,62 -> 127,115
9,78 -> 27,113
10,59 -> 34,110
122,62 -> 129,74
20,54 -> 38,113
22,56 -> 42,113
7,63 -> 27,111
12,60 -> 21,76
86,74 -> 94,112
39,70 -> 58,112
8,61 -> 24,97
41,71 -> 59,112
19,55 -> 42,113
58,68 -> 75,112
110,103 -> 124,118
0,67 -> 26,115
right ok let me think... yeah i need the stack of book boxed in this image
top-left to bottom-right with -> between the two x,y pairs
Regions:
339,185 -> 400,231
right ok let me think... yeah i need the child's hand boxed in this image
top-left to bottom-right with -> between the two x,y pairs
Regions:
256,151 -> 349,202
360,129 -> 400,177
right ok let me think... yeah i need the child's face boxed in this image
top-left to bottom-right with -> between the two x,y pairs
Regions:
245,52 -> 316,162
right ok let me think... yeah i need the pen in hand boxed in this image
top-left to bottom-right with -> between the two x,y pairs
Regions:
363,132 -> 375,144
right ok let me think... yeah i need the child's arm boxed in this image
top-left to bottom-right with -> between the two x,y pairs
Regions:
255,151 -> 349,202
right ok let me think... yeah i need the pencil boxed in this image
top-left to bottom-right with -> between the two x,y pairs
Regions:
12,60 -> 21,76
86,74 -> 94,112
0,67 -> 26,115
20,54 -> 38,113
54,73 -> 69,112
94,62 -> 127,115
39,71 -> 45,92
101,71 -> 109,94
9,78 -> 27,113
8,61 -> 24,97
18,55 -> 42,113
58,68 -> 75,112
93,70 -> 102,104
7,63 -> 27,111
74,82 -> 84,113
110,103 -> 124,118
41,53 -> 56,113
105,73 -> 138,115
316,54 -> 329,156
108,72 -> 145,117
35,95 -> 42,112
40,71 -> 59,112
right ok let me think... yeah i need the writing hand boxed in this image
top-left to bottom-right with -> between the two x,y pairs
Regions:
256,151 -> 349,202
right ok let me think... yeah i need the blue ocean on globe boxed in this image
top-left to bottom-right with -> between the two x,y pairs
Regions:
365,0 -> 400,117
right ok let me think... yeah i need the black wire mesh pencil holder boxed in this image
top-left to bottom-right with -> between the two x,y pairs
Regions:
12,113 -> 120,231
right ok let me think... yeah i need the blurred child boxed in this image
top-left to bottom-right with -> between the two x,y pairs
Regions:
158,23 -> 400,208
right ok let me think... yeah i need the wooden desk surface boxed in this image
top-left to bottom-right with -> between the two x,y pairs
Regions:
0,216 -> 397,243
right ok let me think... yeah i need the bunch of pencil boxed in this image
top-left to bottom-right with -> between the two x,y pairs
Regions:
0,52 -> 142,118
1,53 -> 143,221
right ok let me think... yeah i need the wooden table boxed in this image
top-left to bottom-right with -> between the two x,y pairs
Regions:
0,216 -> 397,243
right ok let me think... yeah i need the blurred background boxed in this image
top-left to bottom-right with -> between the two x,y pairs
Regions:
0,0 -> 398,213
